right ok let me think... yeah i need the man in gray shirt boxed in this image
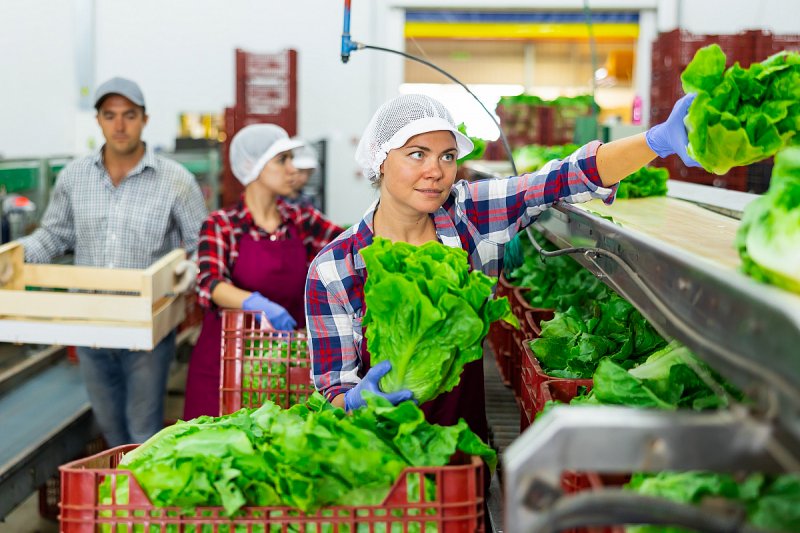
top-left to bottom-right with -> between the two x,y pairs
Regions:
19,77 -> 208,446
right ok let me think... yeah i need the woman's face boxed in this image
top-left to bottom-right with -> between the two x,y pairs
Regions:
379,130 -> 458,214
255,150 -> 297,196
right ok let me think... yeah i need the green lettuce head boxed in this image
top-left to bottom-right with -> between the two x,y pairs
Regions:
361,237 -> 517,403
681,44 -> 800,175
736,146 -> 800,293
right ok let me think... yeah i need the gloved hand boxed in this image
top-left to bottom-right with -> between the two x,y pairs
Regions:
645,93 -> 702,168
344,360 -> 414,411
172,259 -> 198,294
242,291 -> 297,331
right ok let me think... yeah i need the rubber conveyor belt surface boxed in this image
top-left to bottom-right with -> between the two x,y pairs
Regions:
0,358 -> 95,519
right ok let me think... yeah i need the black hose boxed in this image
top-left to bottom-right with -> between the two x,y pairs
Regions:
361,44 -> 518,176
529,489 -> 766,533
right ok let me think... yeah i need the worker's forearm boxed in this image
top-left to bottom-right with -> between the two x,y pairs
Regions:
210,281 -> 252,309
596,133 -> 658,187
331,394 -> 346,409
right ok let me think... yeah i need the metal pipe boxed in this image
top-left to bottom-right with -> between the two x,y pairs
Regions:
528,489 -> 766,533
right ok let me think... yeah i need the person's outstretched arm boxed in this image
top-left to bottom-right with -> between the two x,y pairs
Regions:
596,93 -> 699,187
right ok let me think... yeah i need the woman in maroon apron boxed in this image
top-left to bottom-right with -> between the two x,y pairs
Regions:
185,124 -> 342,420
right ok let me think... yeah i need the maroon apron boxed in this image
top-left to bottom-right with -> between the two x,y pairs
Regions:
183,223 -> 307,419
359,328 -> 489,445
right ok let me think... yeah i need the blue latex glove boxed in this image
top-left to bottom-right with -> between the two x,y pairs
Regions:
242,291 -> 297,331
645,93 -> 702,167
344,360 -> 414,411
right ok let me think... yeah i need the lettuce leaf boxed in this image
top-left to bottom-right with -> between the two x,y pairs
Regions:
361,238 -> 516,403
736,146 -> 800,293
681,45 -> 800,174
625,471 -> 800,533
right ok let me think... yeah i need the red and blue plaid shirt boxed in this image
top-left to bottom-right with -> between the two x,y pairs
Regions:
196,195 -> 342,310
305,141 -> 616,400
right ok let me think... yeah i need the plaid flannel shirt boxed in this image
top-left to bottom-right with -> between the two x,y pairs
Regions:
196,196 -> 342,310
305,140 -> 617,400
20,146 -> 207,268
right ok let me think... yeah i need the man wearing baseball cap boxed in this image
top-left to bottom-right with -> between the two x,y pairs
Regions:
19,77 -> 208,447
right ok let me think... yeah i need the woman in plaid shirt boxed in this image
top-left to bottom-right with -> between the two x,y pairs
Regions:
184,125 -> 342,419
305,93 -> 699,441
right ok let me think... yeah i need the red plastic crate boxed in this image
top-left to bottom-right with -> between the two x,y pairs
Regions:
655,158 -> 748,191
219,310 -> 315,415
559,471 -> 630,533
496,272 -> 514,300
534,379 -> 593,415
754,30 -> 800,60
519,341 -> 594,431
39,436 -> 106,521
59,445 -> 485,533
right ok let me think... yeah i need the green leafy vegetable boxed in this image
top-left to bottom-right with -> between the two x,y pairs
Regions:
682,44 -> 800,174
616,166 -> 670,199
106,393 -> 495,518
736,146 -> 800,293
362,238 -> 517,403
568,342 -> 738,410
456,122 -> 487,162
625,471 -> 800,533
529,293 -> 667,379
512,143 -> 580,173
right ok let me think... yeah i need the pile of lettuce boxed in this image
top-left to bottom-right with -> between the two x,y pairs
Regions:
616,166 -> 670,199
456,122 -> 487,162
569,342 -> 739,410
625,471 -> 800,533
736,146 -> 800,294
362,238 -> 516,404
507,231 -> 666,379
682,44 -> 800,174
512,143 -> 580,173
106,393 -> 496,517
497,94 -> 596,111
530,294 -> 667,379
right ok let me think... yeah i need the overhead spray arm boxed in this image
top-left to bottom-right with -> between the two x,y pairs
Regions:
337,0 -> 517,174
340,0 -> 360,63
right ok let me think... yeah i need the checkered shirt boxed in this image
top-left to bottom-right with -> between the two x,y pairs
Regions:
196,196 -> 343,310
305,140 -> 617,400
20,146 -> 208,268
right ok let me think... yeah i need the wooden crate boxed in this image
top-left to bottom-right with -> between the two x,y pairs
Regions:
0,243 -> 187,350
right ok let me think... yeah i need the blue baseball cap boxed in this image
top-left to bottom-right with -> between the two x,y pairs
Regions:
94,77 -> 145,110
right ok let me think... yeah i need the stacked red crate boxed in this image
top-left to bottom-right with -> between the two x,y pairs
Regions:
649,30 -> 762,192
221,49 -> 298,207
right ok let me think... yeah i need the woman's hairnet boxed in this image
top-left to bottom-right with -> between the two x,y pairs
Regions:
229,124 -> 304,186
355,94 -> 474,182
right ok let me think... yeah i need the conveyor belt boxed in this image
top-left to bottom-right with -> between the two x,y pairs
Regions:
484,345 -> 521,533
536,197 -> 800,443
0,358 -> 98,519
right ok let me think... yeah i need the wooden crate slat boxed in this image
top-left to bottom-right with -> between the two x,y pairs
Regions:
141,249 -> 185,303
23,264 -> 144,293
0,291 -> 153,322
0,242 -> 25,290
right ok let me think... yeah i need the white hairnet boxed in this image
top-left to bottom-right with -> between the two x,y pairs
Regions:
292,141 -> 319,170
355,94 -> 474,182
229,124 -> 304,186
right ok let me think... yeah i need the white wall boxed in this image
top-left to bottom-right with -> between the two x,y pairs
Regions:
669,0 -> 800,35
1,0 -> 798,222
